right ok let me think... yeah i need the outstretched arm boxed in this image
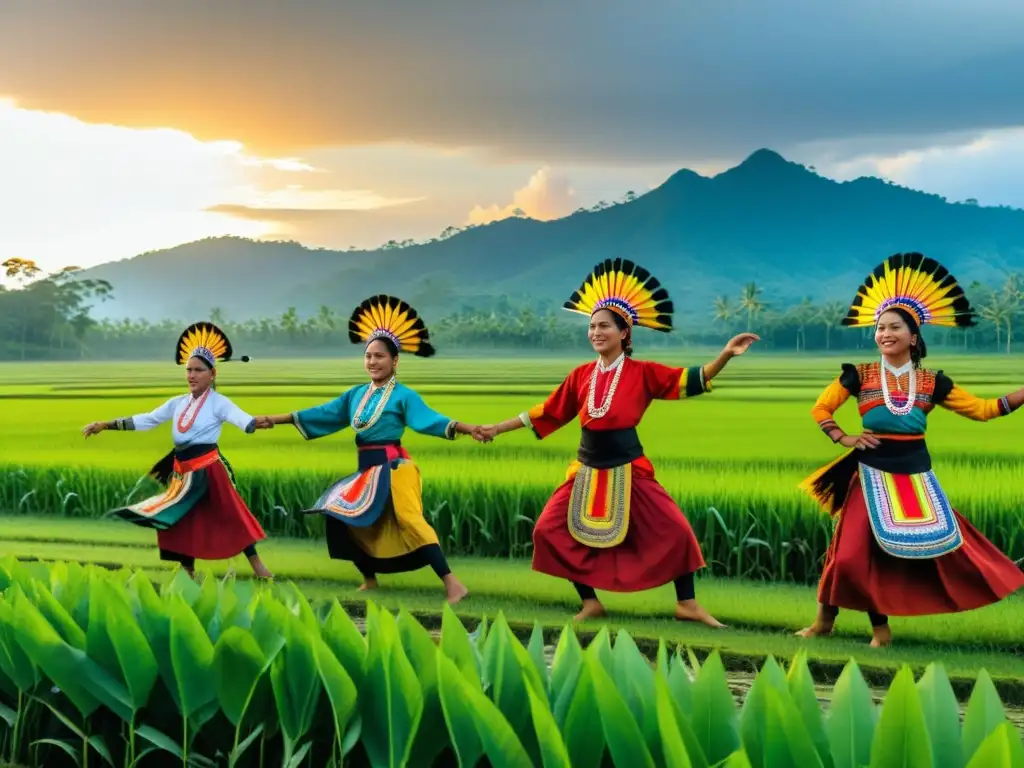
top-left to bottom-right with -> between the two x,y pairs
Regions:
478,368 -> 581,441
403,389 -> 476,440
934,374 -> 1024,421
214,394 -> 257,434
255,390 -> 354,439
82,396 -> 179,437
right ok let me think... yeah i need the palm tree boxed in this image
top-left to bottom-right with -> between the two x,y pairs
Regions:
712,296 -> 735,332
738,282 -> 765,331
817,300 -> 847,351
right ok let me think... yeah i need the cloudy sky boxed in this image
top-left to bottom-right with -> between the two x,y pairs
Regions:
3,0 -> 1024,274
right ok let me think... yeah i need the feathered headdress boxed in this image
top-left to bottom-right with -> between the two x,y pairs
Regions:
563,258 -> 674,332
843,253 -> 976,329
175,322 -> 248,367
348,294 -> 436,357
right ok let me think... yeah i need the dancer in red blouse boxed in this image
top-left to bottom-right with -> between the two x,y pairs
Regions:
476,258 -> 758,624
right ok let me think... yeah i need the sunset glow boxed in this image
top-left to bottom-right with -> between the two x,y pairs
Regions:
0,99 -> 418,275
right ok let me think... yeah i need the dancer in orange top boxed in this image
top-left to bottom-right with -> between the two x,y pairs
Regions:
798,253 -> 1024,646
476,258 -> 759,624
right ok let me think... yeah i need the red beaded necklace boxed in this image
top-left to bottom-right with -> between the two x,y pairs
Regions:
176,388 -> 210,433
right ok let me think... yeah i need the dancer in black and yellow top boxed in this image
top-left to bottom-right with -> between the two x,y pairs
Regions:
798,253 -> 1024,646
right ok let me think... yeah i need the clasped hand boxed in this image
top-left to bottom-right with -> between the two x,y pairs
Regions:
471,424 -> 498,443
252,416 -> 275,430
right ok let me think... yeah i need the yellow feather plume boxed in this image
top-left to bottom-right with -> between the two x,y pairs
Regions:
563,258 -> 674,332
175,322 -> 242,366
842,253 -> 976,329
348,295 -> 436,357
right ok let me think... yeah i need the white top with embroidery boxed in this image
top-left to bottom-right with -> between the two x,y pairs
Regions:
122,390 -> 256,446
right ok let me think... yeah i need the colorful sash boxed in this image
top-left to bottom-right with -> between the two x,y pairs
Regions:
567,463 -> 632,548
303,443 -> 407,526
107,448 -> 222,530
858,464 -> 962,559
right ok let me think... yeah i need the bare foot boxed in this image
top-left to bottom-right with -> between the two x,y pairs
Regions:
674,599 -> 726,628
357,577 -> 378,592
443,574 -> 469,605
870,625 -> 893,647
248,557 -> 274,580
795,621 -> 834,639
574,598 -> 607,621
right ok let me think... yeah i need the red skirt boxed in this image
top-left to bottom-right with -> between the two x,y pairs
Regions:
818,475 -> 1024,615
157,459 -> 266,561
531,458 -> 705,592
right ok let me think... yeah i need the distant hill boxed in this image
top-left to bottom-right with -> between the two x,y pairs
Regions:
75,149 -> 1024,323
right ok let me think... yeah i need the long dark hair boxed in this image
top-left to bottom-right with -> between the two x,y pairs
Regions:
607,312 -> 633,357
884,307 -> 928,368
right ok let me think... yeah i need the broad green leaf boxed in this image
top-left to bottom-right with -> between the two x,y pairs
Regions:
312,635 -> 358,754
397,608 -> 451,767
212,626 -> 267,727
130,570 -> 180,712
916,663 -> 962,768
269,618 -> 322,755
722,748 -> 755,767
587,626 -> 613,671
562,659 -> 606,767
481,613 -> 542,764
965,722 -> 1024,768
248,595 -> 290,661
740,661 -> 822,768
526,620 -> 549,694
9,587 -> 99,718
868,666 -> 932,768
274,582 -> 319,631
28,580 -> 86,649
585,649 -> 656,767
962,669 -> 1008,765
827,659 -> 876,768
362,606 -> 423,768
550,625 -> 583,727
190,572 -> 220,632
436,650 -> 532,767
162,567 -> 201,604
0,604 -> 41,693
667,648 -> 694,716
786,652 -> 832,768
655,672 -> 710,768
525,679 -> 572,768
690,651 -> 740,765
321,600 -> 367,692
439,602 -> 482,691
611,628 -> 660,755
167,593 -> 217,724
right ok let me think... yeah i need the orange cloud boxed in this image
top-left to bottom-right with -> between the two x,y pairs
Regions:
467,167 -> 576,225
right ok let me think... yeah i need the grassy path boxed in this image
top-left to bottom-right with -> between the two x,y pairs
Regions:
3,515 -> 1024,701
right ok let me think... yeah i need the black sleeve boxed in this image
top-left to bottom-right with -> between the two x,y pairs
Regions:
932,370 -> 954,405
838,363 -> 861,395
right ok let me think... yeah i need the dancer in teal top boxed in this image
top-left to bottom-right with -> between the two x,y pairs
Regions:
254,294 -> 485,604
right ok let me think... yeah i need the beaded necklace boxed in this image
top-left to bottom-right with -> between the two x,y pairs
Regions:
352,376 -> 396,433
176,389 -> 210,433
880,358 -> 915,416
587,353 -> 625,419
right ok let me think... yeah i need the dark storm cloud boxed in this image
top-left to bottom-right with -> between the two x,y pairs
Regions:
2,0 -> 1024,163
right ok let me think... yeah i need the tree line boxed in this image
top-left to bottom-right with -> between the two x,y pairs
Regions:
1,257 -> 1021,361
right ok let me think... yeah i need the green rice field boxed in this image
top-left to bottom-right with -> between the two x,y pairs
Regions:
2,355 -> 1022,585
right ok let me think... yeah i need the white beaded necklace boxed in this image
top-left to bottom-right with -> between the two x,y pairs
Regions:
880,358 -> 915,416
587,353 -> 625,419
352,376 -> 396,433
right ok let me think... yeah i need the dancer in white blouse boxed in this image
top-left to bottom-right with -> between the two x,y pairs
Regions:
82,322 -> 272,579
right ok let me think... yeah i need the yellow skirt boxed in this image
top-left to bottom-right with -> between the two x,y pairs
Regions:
323,461 -> 440,564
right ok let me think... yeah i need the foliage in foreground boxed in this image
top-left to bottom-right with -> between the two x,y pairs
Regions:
0,558 -> 1022,767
